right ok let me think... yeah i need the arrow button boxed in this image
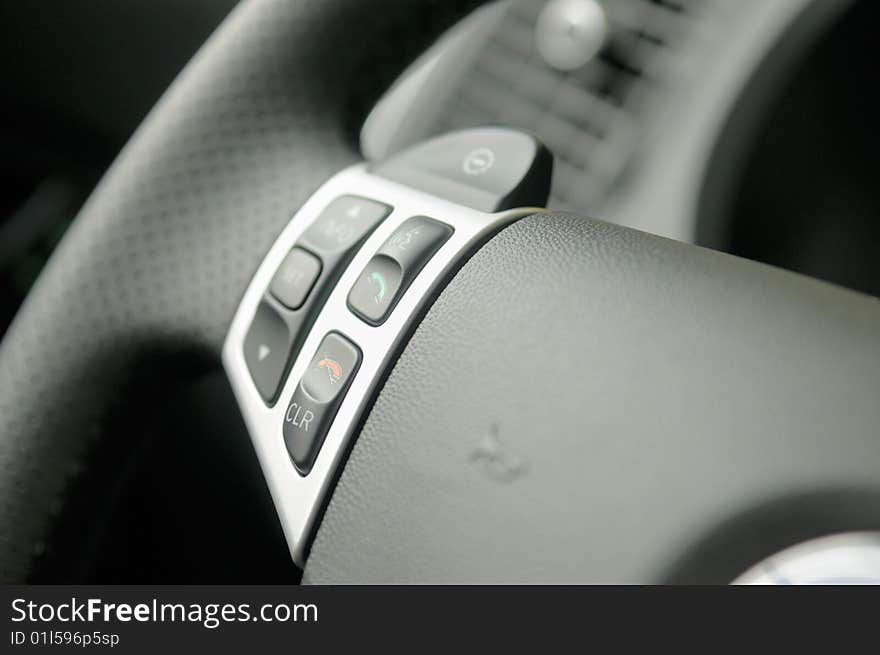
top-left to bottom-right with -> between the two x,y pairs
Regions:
244,301 -> 294,403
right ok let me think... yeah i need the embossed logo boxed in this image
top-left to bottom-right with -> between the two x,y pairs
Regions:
469,423 -> 528,483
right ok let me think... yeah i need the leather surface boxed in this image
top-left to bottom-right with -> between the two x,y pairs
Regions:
304,213 -> 880,583
0,0 -> 484,582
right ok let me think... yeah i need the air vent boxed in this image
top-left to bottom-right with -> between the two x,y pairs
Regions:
434,0 -> 709,214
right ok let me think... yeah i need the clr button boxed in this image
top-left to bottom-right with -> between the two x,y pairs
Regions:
283,332 -> 361,475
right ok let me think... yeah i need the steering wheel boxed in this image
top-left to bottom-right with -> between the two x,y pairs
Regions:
2,0 -> 880,584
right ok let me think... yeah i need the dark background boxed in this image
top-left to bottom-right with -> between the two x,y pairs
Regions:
0,0 -> 238,334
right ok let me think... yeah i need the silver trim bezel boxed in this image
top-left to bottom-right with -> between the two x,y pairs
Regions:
222,164 -> 539,566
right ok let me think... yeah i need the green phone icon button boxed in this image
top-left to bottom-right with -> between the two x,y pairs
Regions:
348,255 -> 405,325
369,270 -> 388,304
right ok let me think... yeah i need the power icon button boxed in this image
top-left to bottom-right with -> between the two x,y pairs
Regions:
462,147 -> 495,176
374,127 -> 552,212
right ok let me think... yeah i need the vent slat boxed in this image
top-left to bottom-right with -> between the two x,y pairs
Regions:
434,0 -> 708,212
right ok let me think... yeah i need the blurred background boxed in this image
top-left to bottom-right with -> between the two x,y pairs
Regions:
0,0 -> 238,333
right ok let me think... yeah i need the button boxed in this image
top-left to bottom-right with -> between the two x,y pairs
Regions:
283,333 -> 361,475
348,216 -> 452,325
347,256 -> 403,324
300,196 -> 391,255
244,301 -> 294,403
269,247 -> 322,310
373,127 -> 553,212
246,196 -> 388,404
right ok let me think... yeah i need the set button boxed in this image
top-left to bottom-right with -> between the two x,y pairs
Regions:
269,247 -> 321,310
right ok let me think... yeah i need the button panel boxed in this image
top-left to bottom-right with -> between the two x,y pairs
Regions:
283,333 -> 361,475
223,129 -> 551,566
348,216 -> 452,325
243,195 -> 390,404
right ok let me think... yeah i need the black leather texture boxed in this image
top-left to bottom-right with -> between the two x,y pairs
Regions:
304,213 -> 880,583
0,0 -> 483,582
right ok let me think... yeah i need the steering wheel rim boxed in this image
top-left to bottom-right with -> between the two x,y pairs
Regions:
2,0 -> 880,584
0,0 -> 483,582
